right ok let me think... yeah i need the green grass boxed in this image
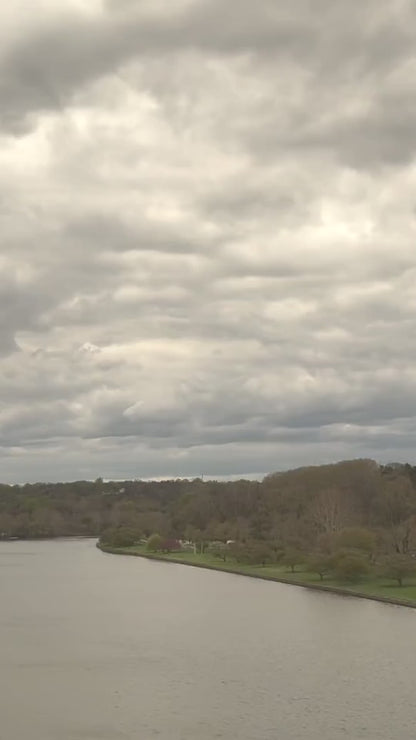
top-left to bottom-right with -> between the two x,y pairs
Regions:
98,544 -> 416,607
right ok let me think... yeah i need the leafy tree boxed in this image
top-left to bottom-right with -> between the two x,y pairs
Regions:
5,458 -> 416,573
147,533 -> 162,552
281,547 -> 304,573
185,527 -> 207,553
207,542 -> 228,562
228,541 -> 273,566
379,554 -> 416,586
99,527 -> 138,548
249,505 -> 272,541
247,542 -> 274,566
160,538 -> 182,553
307,553 -> 332,581
332,551 -> 369,582
206,522 -> 231,544
334,527 -> 377,559
227,541 -> 246,562
268,540 -> 284,562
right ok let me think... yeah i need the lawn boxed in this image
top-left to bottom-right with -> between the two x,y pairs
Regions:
100,544 -> 416,607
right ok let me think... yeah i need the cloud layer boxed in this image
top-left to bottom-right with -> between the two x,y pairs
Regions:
1,0 -> 416,482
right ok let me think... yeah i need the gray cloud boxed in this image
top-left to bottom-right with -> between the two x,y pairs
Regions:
2,0 -> 414,135
0,0 -> 415,481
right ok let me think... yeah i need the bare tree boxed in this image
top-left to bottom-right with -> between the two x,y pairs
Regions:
312,487 -> 349,535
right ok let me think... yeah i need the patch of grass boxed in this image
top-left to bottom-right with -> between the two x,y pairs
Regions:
98,544 -> 416,607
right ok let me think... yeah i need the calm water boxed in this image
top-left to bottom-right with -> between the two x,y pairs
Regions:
1,539 -> 416,739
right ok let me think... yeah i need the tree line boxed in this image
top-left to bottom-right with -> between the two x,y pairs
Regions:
3,459 -> 416,582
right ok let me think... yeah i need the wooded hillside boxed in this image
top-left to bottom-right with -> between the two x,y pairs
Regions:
2,460 -> 416,559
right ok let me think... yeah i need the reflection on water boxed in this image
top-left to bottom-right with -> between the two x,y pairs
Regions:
1,538 -> 416,739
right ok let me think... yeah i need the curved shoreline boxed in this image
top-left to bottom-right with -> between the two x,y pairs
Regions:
97,544 -> 416,610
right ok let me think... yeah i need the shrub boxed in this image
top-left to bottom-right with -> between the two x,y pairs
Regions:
147,533 -> 163,552
99,527 -> 138,548
331,550 -> 369,582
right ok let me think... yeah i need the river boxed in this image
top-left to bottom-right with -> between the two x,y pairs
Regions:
1,538 -> 416,739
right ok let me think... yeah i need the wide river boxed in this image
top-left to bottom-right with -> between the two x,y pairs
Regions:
1,538 -> 416,739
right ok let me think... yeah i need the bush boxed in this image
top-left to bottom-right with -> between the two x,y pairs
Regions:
147,533 -> 163,552
99,527 -> 139,548
331,550 -> 369,582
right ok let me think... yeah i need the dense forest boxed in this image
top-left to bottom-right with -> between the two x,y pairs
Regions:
2,460 -> 416,560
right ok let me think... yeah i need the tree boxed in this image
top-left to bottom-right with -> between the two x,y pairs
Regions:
379,476 -> 416,553
228,541 -> 273,566
227,541 -> 246,562
332,551 -> 369,582
268,539 -> 284,562
207,522 -> 232,544
99,526 -> 138,548
312,487 -> 348,535
379,554 -> 416,586
335,527 -> 377,557
207,542 -> 228,562
281,547 -> 304,573
307,553 -> 332,581
249,506 -> 272,541
185,527 -> 207,554
248,542 -> 274,566
160,538 -> 182,553
147,533 -> 162,552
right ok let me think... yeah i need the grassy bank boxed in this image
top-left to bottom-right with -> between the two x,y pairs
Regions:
97,543 -> 416,609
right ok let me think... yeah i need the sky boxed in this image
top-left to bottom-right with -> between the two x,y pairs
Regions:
1,0 -> 415,483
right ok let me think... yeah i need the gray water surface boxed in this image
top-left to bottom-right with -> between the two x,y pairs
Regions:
1,538 -> 416,739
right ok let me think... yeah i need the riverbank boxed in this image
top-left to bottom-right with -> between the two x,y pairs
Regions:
97,543 -> 416,609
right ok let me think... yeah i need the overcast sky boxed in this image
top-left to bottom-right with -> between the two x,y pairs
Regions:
1,0 -> 415,483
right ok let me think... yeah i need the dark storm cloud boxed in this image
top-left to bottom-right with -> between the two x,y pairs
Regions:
2,0 -> 414,139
